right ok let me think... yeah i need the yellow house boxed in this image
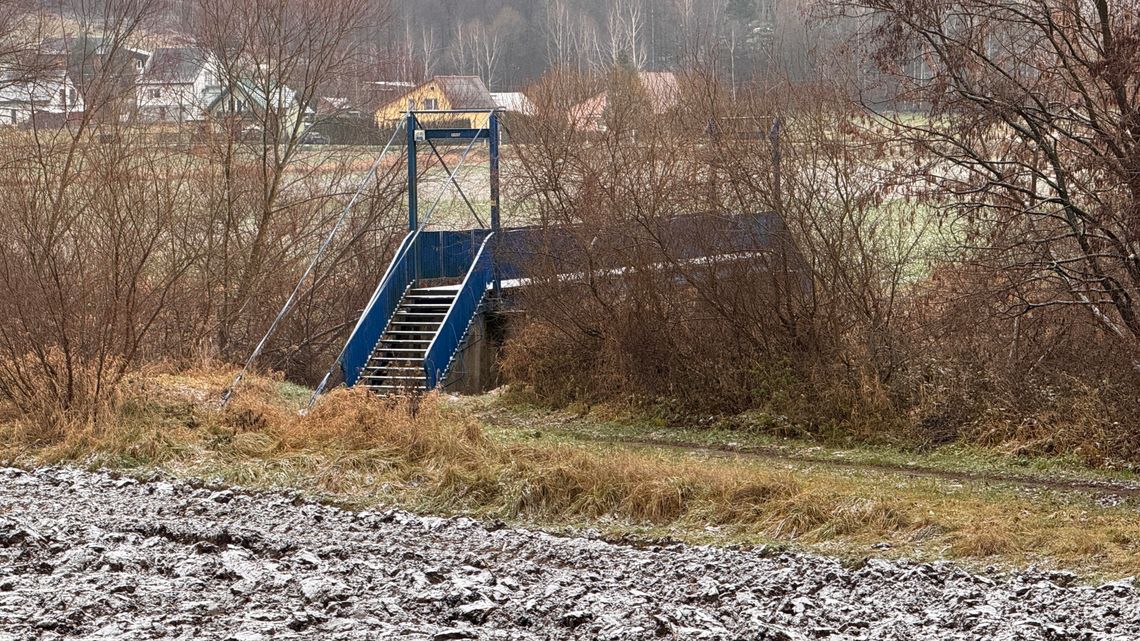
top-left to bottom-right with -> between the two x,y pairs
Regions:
374,76 -> 496,130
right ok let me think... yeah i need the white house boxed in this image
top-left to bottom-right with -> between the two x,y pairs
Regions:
0,70 -> 84,126
204,77 -> 314,137
135,47 -> 222,123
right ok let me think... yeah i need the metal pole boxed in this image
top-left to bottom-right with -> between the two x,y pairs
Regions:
489,111 -> 502,296
489,111 -> 501,231
407,111 -> 418,232
769,117 -> 782,216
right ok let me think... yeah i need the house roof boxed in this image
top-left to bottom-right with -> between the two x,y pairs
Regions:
140,47 -> 207,85
368,80 -> 414,90
39,35 -> 99,57
569,71 -> 680,124
639,71 -> 679,111
431,76 -> 494,109
39,35 -> 148,62
205,78 -> 313,115
0,69 -> 74,105
491,92 -> 534,115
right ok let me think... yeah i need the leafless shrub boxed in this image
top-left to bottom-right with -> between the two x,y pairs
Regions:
0,0 -> 402,431
504,72 -> 889,419
806,0 -> 1140,458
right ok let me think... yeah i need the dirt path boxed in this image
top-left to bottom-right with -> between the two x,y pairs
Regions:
479,407 -> 1140,499
603,435 -> 1140,498
1,466 -> 1137,640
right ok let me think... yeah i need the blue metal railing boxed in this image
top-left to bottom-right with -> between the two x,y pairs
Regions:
423,232 -> 496,390
339,213 -> 790,390
339,230 -> 419,386
340,229 -> 494,388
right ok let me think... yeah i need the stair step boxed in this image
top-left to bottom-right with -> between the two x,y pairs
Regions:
368,357 -> 423,364
359,281 -> 467,395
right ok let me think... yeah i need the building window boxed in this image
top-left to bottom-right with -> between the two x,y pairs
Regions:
8,109 -> 15,125
150,88 -> 161,99
423,97 -> 438,110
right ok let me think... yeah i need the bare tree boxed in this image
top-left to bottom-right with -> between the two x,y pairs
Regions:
828,0 -> 1140,371
191,0 -> 390,356
420,25 -> 437,80
620,0 -> 647,70
577,14 -> 601,73
472,22 -> 500,87
0,0 -> 193,421
0,0 -> 40,84
447,21 -> 499,85
546,0 -> 573,69
594,0 -> 648,70
396,20 -> 416,82
449,22 -> 470,75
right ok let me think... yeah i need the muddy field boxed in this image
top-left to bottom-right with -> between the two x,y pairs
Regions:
0,466 -> 1137,640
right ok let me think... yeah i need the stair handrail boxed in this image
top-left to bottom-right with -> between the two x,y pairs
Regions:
337,228 -> 423,385
423,232 -> 496,390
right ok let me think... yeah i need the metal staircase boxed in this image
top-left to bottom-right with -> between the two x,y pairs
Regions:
325,109 -> 505,397
358,284 -> 459,393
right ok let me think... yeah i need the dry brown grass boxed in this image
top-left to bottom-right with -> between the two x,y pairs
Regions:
4,367 -> 1140,578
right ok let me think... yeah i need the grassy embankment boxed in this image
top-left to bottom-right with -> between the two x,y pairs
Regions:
2,367 -> 1139,580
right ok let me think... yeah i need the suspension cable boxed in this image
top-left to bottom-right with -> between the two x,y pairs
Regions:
306,110 -> 495,409
220,115 -> 409,407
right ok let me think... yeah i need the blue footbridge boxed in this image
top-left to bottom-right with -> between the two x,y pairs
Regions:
332,109 -> 797,395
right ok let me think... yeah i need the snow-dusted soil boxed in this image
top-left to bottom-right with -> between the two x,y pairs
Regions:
0,466 -> 1137,640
